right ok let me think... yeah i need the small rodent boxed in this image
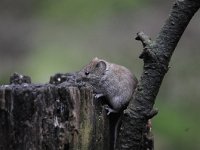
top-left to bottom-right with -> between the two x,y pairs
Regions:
77,57 -> 138,114
77,57 -> 138,149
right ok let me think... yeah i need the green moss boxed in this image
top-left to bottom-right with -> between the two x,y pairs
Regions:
79,120 -> 93,149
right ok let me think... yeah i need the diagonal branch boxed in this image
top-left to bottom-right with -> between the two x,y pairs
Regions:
116,0 -> 200,149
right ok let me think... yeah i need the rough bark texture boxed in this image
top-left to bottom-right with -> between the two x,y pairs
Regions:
116,0 -> 200,149
0,73 -> 111,150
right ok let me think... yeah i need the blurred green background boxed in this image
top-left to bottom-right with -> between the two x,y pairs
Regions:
0,0 -> 200,149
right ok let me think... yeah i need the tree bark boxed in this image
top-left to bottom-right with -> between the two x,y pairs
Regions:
0,73 -> 111,150
116,0 -> 200,149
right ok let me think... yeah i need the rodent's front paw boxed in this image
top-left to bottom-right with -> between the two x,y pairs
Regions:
104,105 -> 117,115
94,93 -> 104,99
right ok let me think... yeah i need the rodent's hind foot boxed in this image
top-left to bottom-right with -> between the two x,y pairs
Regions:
105,105 -> 118,115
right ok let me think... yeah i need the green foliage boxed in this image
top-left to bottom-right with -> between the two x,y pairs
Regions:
154,101 -> 200,149
37,0 -> 144,23
0,73 -> 10,85
25,46 -> 85,82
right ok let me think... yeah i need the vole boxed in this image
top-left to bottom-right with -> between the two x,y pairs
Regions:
77,57 -> 138,114
77,57 -> 138,149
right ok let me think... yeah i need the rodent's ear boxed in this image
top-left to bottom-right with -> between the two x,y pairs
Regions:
95,61 -> 106,72
92,57 -> 99,61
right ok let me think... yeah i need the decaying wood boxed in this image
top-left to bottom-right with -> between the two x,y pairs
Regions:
0,73 -> 111,150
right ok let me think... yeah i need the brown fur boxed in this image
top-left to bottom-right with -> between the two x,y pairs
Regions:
78,57 -> 138,112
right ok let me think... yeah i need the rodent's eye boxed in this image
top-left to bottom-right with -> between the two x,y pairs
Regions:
85,72 -> 89,76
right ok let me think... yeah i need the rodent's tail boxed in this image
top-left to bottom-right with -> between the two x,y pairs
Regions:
110,113 -> 122,150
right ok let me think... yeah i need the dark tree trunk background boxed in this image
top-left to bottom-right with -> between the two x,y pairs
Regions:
0,0 -> 200,150
116,0 -> 200,149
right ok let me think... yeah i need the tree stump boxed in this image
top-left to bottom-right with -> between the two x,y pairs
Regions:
0,73 -> 111,150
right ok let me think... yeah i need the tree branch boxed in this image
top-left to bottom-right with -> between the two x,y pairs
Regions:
116,0 -> 200,149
